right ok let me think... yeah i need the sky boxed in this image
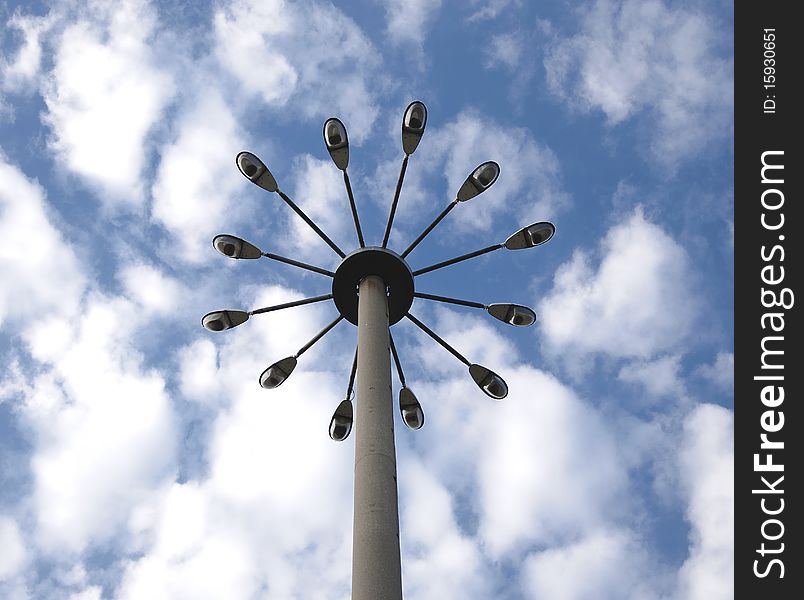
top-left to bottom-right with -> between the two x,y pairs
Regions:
0,1 -> 734,598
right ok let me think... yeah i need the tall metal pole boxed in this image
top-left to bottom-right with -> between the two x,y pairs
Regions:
352,275 -> 402,600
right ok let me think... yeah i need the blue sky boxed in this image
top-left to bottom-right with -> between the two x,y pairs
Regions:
0,1 -> 733,598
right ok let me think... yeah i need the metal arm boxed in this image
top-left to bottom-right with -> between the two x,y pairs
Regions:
405,312 -> 471,367
389,333 -> 406,387
382,156 -> 409,248
401,200 -> 458,258
413,292 -> 486,310
262,252 -> 335,277
276,189 -> 346,258
412,243 -> 502,276
343,170 -> 365,248
250,294 -> 333,316
295,315 -> 344,358
346,346 -> 358,399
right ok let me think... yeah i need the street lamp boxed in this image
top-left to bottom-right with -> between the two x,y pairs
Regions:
330,350 -> 357,442
236,151 -> 278,192
201,310 -> 249,331
456,160 -> 500,201
202,101 -> 555,600
401,100 -> 427,156
212,234 -> 262,259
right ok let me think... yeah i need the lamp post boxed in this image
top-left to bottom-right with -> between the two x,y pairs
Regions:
352,274 -> 401,599
202,101 -> 556,598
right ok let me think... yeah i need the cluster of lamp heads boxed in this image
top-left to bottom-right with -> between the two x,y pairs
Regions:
204,99 -> 555,441
329,378 -> 428,443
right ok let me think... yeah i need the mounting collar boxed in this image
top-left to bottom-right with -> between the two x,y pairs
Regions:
332,247 -> 414,325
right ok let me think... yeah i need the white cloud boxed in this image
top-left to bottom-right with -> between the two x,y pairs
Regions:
676,403 -> 733,600
178,338 -> 221,406
23,295 -> 177,554
539,208 -> 697,370
484,32 -> 523,70
618,354 -> 683,399
696,351 -> 733,394
397,311 -> 630,557
0,155 -> 85,330
119,284 -> 356,598
151,90 -> 246,262
473,367 -> 628,555
214,0 -> 382,143
119,528 -> 261,600
399,461 -> 490,599
119,263 -> 183,315
466,0 -> 522,22
544,0 -> 732,171
42,0 -> 174,204
69,587 -> 103,600
0,195 -> 179,556
0,516 -> 27,581
384,0 -> 443,47
1,12 -> 54,92
523,528 -> 665,599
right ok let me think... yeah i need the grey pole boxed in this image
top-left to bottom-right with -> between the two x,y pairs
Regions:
352,275 -> 403,600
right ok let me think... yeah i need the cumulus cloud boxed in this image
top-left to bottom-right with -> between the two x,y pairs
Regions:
383,0 -> 443,47
0,158 -> 178,556
473,367 -> 628,555
544,0 -> 732,171
4,247 -> 177,567
523,528 -> 665,599
399,460 -> 490,599
466,0 -> 522,22
484,32 -> 523,70
119,283 -> 356,598
42,0 -> 174,205
178,338 -> 221,407
695,351 -> 733,394
151,90 -> 247,262
0,516 -> 27,581
214,0 -> 382,143
0,155 -> 85,329
119,262 -> 183,315
1,11 -> 54,92
23,294 -> 177,554
676,403 -> 733,600
618,354 -> 684,400
397,310 -> 630,558
68,587 -> 103,600
539,208 -> 698,371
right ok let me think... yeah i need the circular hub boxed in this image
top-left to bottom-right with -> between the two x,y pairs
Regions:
332,247 -> 414,325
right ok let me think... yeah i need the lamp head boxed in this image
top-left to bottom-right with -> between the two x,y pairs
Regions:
469,363 -> 508,400
486,304 -> 537,327
504,221 -> 555,250
259,356 -> 297,389
456,161 -> 500,201
399,386 -> 424,430
201,310 -> 250,332
236,151 -> 278,192
329,399 -> 354,441
402,101 -> 427,155
323,118 -> 349,170
212,234 -> 263,259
